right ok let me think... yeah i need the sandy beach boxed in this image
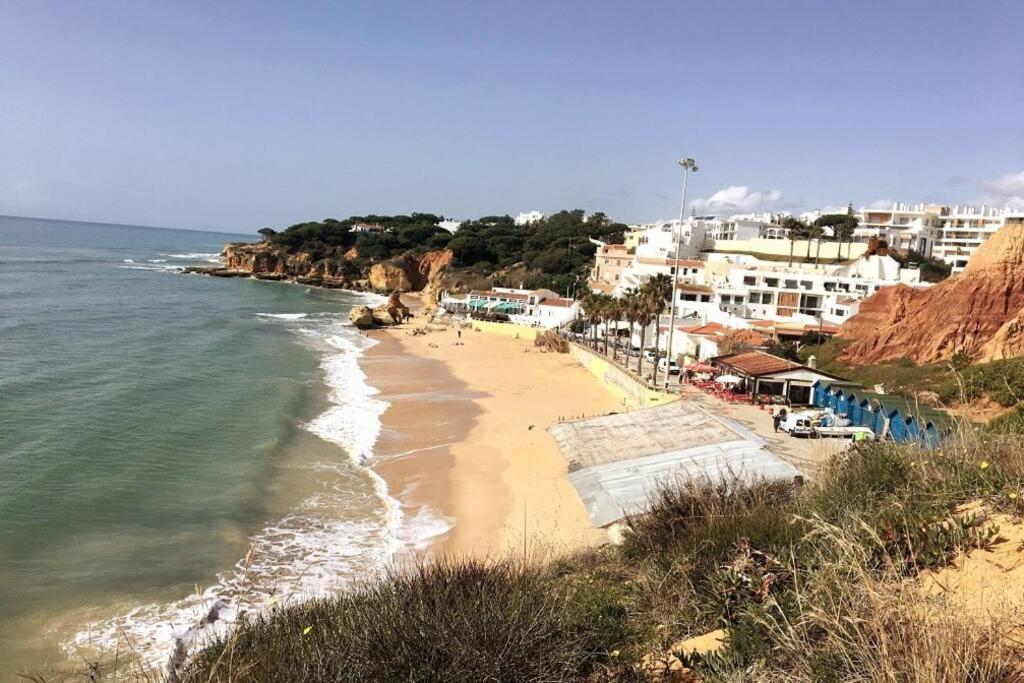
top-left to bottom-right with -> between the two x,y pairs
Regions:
363,320 -> 623,560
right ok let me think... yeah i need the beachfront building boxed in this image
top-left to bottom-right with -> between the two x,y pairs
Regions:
351,222 -> 389,233
514,210 -> 545,226
592,230 -> 921,328
711,350 -> 857,406
438,287 -> 579,329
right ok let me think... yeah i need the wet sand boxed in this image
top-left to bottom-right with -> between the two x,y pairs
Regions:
363,321 -> 622,560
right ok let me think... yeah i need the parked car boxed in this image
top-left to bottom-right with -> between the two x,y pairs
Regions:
643,348 -> 659,363
628,345 -> 641,357
657,358 -> 680,375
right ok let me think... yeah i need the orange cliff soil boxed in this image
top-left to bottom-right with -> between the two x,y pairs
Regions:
838,224 -> 1024,365
218,241 -> 454,295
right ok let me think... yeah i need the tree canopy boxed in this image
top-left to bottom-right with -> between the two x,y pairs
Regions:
263,209 -> 626,291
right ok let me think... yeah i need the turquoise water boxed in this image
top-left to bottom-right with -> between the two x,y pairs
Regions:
0,216 -> 394,676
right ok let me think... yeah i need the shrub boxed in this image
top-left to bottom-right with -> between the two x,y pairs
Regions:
182,558 -> 631,683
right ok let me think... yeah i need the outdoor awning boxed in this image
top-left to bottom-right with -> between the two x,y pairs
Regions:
493,302 -> 520,312
686,363 -> 716,373
468,300 -> 488,309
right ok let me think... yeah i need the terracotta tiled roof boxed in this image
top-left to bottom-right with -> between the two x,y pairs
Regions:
688,322 -> 729,336
539,297 -> 574,308
712,351 -> 801,376
748,319 -> 776,328
589,281 -> 615,294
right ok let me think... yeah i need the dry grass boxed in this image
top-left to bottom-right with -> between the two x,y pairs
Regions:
48,434 -> 1024,682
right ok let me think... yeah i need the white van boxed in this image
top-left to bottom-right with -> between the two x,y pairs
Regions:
657,357 -> 680,375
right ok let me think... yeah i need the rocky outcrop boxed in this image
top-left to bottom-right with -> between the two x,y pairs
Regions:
838,223 -> 1024,365
348,292 -> 411,329
214,242 -> 453,296
220,242 -> 362,288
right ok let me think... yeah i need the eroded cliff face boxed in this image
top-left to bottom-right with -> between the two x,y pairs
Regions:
213,242 -> 454,295
838,224 -> 1024,365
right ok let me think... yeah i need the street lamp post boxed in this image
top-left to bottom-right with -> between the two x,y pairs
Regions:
664,157 -> 698,389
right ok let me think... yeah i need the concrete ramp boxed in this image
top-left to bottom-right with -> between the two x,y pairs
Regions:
549,401 -> 800,527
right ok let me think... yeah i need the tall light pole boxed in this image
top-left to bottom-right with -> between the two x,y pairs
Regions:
664,157 -> 698,389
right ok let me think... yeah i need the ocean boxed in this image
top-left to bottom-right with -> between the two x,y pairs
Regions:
0,216 -> 404,676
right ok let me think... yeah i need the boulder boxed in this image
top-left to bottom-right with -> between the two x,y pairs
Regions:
348,306 -> 376,329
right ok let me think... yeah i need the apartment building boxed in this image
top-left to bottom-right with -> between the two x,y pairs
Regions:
851,202 -> 1024,273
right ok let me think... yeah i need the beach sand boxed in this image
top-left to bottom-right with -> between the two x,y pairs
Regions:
363,322 -> 623,560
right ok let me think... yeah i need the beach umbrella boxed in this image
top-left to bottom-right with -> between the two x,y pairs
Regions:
716,374 -> 742,384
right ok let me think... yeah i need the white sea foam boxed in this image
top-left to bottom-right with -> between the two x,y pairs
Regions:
122,258 -> 135,263
62,307 -> 438,674
255,312 -> 308,320
167,252 -> 222,260
147,258 -> 168,263
118,263 -> 185,272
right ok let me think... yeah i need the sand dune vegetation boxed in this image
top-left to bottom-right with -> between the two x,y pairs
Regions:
168,433 -> 1024,683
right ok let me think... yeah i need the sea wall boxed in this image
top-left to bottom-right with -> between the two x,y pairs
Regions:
568,344 -> 676,410
470,320 -> 541,340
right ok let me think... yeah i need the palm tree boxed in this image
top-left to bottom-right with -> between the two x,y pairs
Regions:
804,223 -> 823,261
644,274 -> 672,385
603,295 -> 621,360
634,295 -> 654,377
781,216 -> 807,266
581,294 -> 603,350
622,289 -> 640,366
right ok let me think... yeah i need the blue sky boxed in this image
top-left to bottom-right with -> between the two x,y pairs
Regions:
1,0 -> 1023,233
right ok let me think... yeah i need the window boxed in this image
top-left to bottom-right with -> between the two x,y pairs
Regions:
700,295 -> 710,303
734,296 -> 745,303
801,281 -> 813,290
764,278 -> 778,288
682,293 -> 697,301
784,279 -> 797,289
743,276 -> 756,286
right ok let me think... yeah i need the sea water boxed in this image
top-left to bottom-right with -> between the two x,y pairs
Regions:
0,216 -> 403,676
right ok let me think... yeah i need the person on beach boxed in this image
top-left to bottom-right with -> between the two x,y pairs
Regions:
773,412 -> 781,433
457,329 -> 462,340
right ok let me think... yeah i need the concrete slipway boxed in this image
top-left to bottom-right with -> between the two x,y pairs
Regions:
549,400 -> 801,527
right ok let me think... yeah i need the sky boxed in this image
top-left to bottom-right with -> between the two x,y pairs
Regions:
1,0 -> 1023,234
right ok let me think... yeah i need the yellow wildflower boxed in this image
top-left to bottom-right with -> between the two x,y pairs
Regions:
979,460 -> 990,470
303,626 -> 312,635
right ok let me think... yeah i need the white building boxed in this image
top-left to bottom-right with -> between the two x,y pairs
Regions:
851,202 -> 1024,273
438,287 -> 579,329
514,210 -> 545,226
932,205 -> 1024,272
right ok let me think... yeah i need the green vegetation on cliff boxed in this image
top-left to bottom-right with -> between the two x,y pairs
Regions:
264,210 -> 626,292
174,435 -> 1024,682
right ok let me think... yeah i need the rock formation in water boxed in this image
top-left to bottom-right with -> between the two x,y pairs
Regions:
838,223 -> 1024,364
348,292 -> 411,329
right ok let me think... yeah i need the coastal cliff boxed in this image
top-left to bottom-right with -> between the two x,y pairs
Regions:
838,223 -> 1024,364
200,241 -> 455,297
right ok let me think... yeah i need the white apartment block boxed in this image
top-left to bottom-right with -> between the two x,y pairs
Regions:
514,210 -> 545,226
853,202 -> 1024,273
591,220 -> 925,329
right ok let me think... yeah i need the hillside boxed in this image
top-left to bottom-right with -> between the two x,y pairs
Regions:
203,210 -> 627,297
839,223 -> 1024,365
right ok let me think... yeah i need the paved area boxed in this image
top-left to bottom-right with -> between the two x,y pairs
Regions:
549,400 -> 802,527
677,384 -> 847,476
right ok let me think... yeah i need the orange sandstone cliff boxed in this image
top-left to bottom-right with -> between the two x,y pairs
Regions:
838,224 -> 1024,365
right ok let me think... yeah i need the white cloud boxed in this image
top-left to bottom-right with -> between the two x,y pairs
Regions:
866,198 -> 895,210
980,171 -> 1024,197
691,186 -> 783,214
977,171 -> 1024,208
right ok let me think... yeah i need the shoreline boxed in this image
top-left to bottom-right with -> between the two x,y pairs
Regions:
363,317 -> 623,562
